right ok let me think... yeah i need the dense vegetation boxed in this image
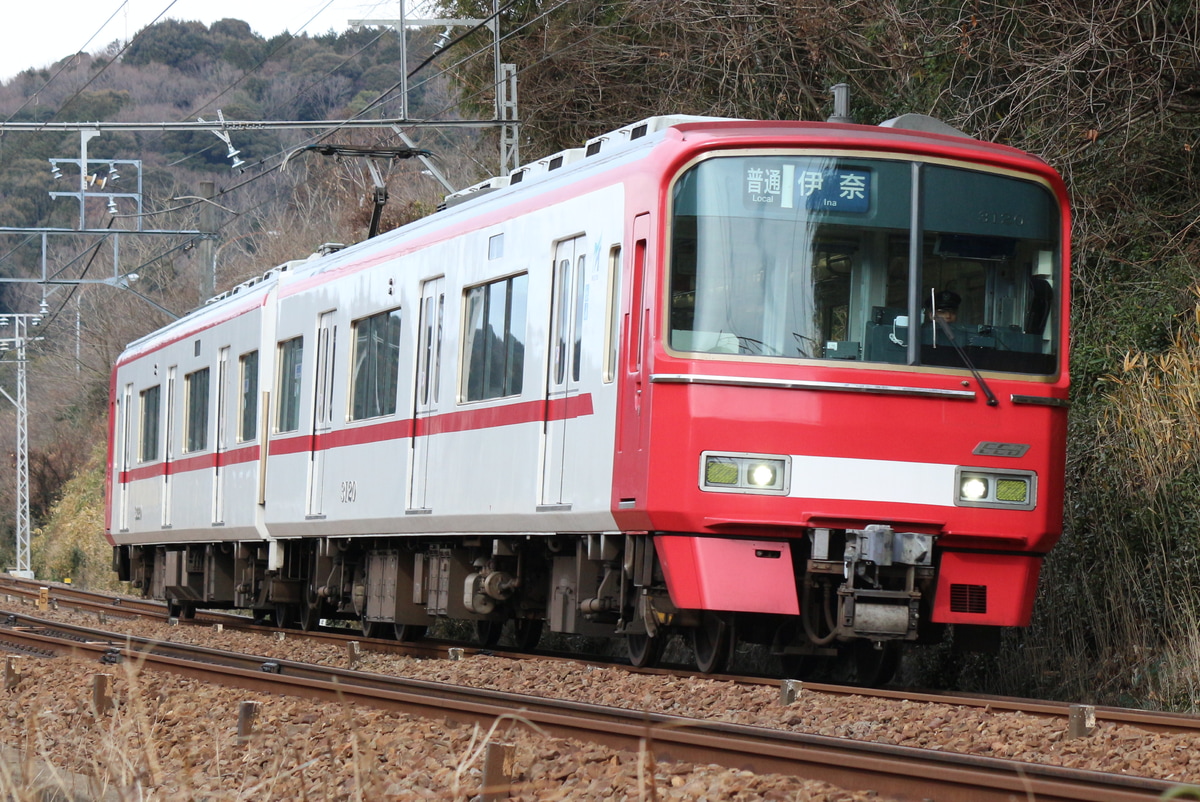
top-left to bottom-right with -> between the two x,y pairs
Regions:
6,2 -> 1200,707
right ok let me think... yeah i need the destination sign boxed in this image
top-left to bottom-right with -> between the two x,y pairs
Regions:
744,165 -> 871,213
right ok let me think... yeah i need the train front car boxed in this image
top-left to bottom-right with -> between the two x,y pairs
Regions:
617,119 -> 1069,680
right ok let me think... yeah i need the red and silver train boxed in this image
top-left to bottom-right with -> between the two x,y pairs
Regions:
107,114 -> 1070,681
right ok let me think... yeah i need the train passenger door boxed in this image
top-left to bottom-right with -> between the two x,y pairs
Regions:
409,277 -> 444,512
614,214 -> 652,507
162,367 -> 176,528
541,236 -> 586,508
307,312 -> 336,518
213,346 -> 229,524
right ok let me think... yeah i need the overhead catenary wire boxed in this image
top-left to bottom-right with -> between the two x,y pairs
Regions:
10,0 -> 593,244
31,0 -> 182,133
136,0 -> 599,221
1,0 -> 132,126
17,0 -> 627,379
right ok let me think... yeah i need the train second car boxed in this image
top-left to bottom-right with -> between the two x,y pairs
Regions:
107,114 -> 1070,682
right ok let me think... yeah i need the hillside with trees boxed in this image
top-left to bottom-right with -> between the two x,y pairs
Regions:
6,2 -> 1200,708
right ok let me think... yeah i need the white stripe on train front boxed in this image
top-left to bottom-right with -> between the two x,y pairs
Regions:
787,455 -> 955,506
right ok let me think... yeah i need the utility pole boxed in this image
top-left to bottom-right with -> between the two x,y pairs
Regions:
0,314 -> 42,578
198,180 -> 217,302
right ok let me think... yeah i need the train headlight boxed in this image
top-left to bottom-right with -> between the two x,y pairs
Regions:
701,452 -> 789,495
748,463 -> 778,487
960,476 -> 989,501
955,468 -> 1035,510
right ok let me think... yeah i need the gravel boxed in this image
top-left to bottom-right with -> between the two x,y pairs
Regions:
6,602 -> 1200,797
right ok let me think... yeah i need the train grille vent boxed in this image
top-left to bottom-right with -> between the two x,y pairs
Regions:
949,583 -> 988,614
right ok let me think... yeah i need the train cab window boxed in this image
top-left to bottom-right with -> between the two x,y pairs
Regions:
350,308 -> 402,420
668,154 -> 1061,375
184,368 -> 210,453
462,274 -> 528,402
276,336 -> 304,432
238,350 -> 258,442
138,385 -> 161,463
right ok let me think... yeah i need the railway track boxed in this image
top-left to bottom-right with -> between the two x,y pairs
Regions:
0,607 -> 1184,802
5,574 -> 1200,740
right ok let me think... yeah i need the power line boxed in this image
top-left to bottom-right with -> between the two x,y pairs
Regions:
35,0 -> 182,132
1,1 -> 131,126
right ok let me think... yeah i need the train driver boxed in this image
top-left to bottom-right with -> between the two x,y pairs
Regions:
926,289 -> 961,324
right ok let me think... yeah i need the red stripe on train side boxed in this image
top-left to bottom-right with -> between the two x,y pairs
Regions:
119,443 -> 261,483
119,394 -> 594,483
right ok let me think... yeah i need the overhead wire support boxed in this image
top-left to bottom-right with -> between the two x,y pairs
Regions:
352,0 -> 520,176
0,314 -> 44,578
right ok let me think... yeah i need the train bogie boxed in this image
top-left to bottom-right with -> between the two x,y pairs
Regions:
109,113 -> 1070,682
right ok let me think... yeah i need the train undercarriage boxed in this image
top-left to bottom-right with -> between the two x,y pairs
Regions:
114,525 -> 973,685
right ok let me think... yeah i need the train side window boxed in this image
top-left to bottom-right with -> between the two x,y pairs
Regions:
604,246 -> 621,383
138,385 -> 160,463
184,367 -> 210,453
276,336 -> 304,433
238,350 -> 258,442
350,307 -> 402,420
461,273 -> 528,402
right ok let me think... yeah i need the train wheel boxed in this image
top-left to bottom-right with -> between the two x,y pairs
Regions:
692,612 -> 734,674
514,619 -> 543,650
362,618 -> 388,639
626,633 -> 665,668
298,596 -> 322,631
394,623 -> 428,642
273,603 -> 295,629
842,640 -> 900,686
475,619 -> 504,647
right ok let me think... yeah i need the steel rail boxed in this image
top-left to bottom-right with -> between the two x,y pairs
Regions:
0,613 -> 1182,802
0,578 -> 452,659
5,575 -> 1200,737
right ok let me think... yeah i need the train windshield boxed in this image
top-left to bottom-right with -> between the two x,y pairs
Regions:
668,154 -> 1062,375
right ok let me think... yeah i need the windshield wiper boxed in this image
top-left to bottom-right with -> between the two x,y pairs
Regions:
935,319 -> 999,407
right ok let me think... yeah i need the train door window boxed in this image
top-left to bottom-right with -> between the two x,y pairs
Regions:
432,294 -> 444,402
461,273 -> 528,402
238,350 -> 258,442
417,290 -> 443,406
553,258 -> 571,385
604,245 -> 621,383
138,385 -> 160,463
276,336 -> 304,433
216,349 -> 229,451
313,314 -> 337,429
120,384 -> 133,471
350,307 -> 402,420
572,254 -> 586,382
184,368 -> 210,453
